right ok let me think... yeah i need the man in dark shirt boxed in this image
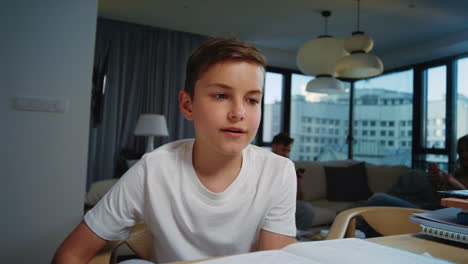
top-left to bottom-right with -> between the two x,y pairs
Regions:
271,133 -> 315,231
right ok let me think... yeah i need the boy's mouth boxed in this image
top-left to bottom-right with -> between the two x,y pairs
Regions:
221,127 -> 246,134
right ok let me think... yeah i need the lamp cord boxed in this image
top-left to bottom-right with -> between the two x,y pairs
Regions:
320,10 -> 331,36
356,0 -> 361,31
324,16 -> 328,35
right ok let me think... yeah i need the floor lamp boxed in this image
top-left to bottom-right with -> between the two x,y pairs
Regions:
134,114 -> 169,153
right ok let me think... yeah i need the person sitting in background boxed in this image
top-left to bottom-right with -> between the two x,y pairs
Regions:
428,134 -> 468,191
271,132 -> 316,231
363,135 -> 468,211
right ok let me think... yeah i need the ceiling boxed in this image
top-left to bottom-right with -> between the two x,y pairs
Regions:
98,0 -> 468,71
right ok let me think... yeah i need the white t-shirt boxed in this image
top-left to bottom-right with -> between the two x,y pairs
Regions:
84,139 -> 297,263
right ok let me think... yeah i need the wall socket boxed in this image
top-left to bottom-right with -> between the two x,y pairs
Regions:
12,96 -> 69,113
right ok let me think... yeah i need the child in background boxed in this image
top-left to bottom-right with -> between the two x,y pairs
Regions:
53,37 -> 297,264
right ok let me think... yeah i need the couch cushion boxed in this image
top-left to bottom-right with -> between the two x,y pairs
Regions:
366,164 -> 409,193
324,162 -> 373,201
295,160 -> 358,201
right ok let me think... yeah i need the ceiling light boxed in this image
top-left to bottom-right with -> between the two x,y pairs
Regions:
306,75 -> 345,94
335,0 -> 383,79
297,11 -> 347,94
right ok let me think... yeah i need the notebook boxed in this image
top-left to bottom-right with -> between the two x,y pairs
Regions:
410,207 -> 468,244
420,224 -> 468,244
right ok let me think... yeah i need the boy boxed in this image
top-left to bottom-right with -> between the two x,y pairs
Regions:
271,133 -> 315,231
53,37 -> 297,263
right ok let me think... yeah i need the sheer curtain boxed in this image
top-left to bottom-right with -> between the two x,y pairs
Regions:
87,18 -> 207,186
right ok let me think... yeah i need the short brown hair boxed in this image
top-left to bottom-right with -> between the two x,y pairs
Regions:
272,132 -> 294,146
184,37 -> 266,98
457,134 -> 468,154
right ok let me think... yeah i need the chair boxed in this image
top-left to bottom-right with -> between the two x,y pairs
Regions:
326,206 -> 426,240
89,224 -> 153,264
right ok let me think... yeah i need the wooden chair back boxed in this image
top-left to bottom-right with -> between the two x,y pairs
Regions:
125,223 -> 154,260
326,206 -> 426,240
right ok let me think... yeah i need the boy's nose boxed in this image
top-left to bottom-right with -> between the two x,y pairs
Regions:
228,103 -> 245,121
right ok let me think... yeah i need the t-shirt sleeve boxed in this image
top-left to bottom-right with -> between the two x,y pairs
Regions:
262,159 -> 297,236
84,160 -> 146,241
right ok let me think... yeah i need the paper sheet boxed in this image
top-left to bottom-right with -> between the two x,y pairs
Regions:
197,238 -> 453,264
198,250 -> 318,264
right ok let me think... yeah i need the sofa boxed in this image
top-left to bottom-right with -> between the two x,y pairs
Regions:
293,160 -> 431,228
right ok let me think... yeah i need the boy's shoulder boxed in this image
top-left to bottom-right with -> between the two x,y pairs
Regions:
143,139 -> 193,160
246,144 -> 293,165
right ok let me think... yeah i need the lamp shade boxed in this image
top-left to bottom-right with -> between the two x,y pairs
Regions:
134,114 -> 169,136
335,53 -> 383,79
343,31 -> 373,53
297,36 -> 347,76
306,76 -> 345,94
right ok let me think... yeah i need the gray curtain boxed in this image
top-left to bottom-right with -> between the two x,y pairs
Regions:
87,18 -> 207,187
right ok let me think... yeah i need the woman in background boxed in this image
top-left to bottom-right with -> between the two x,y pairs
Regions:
428,134 -> 468,190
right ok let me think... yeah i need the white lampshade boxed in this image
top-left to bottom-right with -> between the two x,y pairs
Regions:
343,31 -> 373,53
297,36 -> 347,76
134,114 -> 169,136
336,31 -> 384,79
306,76 -> 345,94
335,52 -> 383,79
134,114 -> 169,153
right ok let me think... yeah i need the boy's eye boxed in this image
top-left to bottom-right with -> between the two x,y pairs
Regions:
247,98 -> 260,105
213,94 -> 227,99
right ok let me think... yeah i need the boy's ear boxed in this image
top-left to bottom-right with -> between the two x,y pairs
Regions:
178,90 -> 194,120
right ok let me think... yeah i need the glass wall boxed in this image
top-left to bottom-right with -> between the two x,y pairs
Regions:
261,54 -> 463,168
354,70 -> 413,166
262,72 -> 284,142
289,74 -> 350,161
456,58 -> 468,142
425,66 -> 447,149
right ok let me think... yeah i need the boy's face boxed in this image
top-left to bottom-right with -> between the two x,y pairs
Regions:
179,60 -> 264,156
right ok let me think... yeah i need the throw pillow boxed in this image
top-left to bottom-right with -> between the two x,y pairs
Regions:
324,162 -> 373,201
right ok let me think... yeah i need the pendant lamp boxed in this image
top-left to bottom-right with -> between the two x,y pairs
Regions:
335,0 -> 383,79
296,11 -> 347,94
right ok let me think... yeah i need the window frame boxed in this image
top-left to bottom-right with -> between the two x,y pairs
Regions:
258,51 -> 468,168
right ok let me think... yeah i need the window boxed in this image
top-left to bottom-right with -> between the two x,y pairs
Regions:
424,65 -> 446,149
456,58 -> 468,141
259,56 -> 461,169
354,69 -> 413,166
262,72 -> 284,142
289,73 -> 350,161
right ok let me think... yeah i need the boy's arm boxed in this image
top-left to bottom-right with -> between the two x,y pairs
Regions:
257,229 -> 295,250
52,220 -> 108,264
